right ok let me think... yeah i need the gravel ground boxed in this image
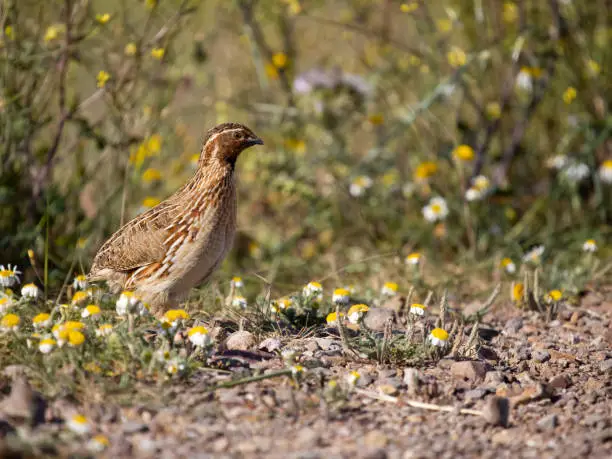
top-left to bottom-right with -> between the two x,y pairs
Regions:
1,288 -> 610,458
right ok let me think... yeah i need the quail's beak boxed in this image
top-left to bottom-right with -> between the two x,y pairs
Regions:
246,136 -> 264,147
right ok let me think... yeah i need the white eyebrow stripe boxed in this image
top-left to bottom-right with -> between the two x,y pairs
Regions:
205,128 -> 249,145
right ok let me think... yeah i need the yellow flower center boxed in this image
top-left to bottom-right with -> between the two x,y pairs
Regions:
431,328 -> 448,340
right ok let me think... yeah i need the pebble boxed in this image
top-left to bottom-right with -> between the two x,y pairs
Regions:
0,375 -> 46,427
504,317 -> 524,334
548,374 -> 570,390
532,350 -> 551,363
484,371 -> 505,386
464,388 -> 488,400
258,337 -> 282,353
599,359 -> 612,373
450,361 -> 487,382
403,368 -> 420,395
536,413 -> 559,431
225,331 -> 256,351
122,421 -> 149,434
483,396 -> 510,427
363,308 -> 395,331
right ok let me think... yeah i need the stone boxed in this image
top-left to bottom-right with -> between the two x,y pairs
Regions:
483,396 -> 510,427
504,317 -> 523,334
599,359 -> 612,373
225,331 -> 256,351
464,388 -> 488,400
315,338 -> 335,350
484,371 -> 505,386
258,337 -> 282,353
403,368 -> 420,395
0,375 -> 46,427
548,374 -> 570,390
536,414 -> 559,431
450,361 -> 487,382
363,308 -> 395,331
122,421 -> 149,434
532,350 -> 550,363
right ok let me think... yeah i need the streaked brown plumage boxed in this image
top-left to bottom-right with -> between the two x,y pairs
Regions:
88,123 -> 263,316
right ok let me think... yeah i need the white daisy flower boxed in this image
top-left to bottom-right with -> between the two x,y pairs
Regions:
232,295 -> 247,309
116,291 -> 141,315
349,176 -> 373,197
582,239 -> 597,252
347,304 -> 369,324
21,283 -> 40,299
598,160 -> 612,184
32,313 -> 52,329
231,276 -> 244,289
332,288 -> 350,305
546,155 -> 568,170
522,245 -> 545,264
428,328 -> 449,347
81,304 -> 101,320
39,338 -> 56,354
562,162 -> 590,183
381,281 -> 398,296
0,265 -> 21,288
409,303 -> 426,316
500,257 -> 516,274
72,274 -> 88,290
422,197 -> 449,222
95,324 -> 113,337
346,370 -> 361,386
66,414 -> 91,435
188,326 -> 211,347
405,252 -> 421,265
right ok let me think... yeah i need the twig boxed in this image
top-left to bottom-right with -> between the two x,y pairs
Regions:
353,388 -> 483,416
208,369 -> 291,391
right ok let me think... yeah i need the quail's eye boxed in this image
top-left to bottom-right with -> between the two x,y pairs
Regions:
233,131 -> 243,140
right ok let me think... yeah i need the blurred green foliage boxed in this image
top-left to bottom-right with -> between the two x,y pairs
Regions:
0,0 -> 610,292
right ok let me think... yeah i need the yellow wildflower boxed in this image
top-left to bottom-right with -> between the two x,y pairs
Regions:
512,283 -> 524,302
142,168 -> 162,183
453,144 -> 475,162
272,52 -> 288,69
151,47 -> 165,60
1,313 -> 20,331
142,197 -> 161,209
96,13 -> 111,24
96,70 -> 110,88
563,87 -> 577,104
546,290 -> 562,302
125,42 -> 137,56
68,330 -> 85,347
486,102 -> 501,119
414,161 -> 438,181
436,19 -> 452,33
447,47 -> 466,68
368,114 -> 384,125
503,2 -> 518,23
400,2 -> 418,13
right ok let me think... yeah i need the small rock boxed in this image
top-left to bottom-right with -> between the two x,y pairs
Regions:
258,338 -> 282,353
378,384 -> 399,396
450,361 -> 487,382
363,430 -> 388,448
363,308 -> 395,331
532,350 -> 550,363
122,421 -> 149,434
548,374 -> 570,390
504,317 -> 523,334
536,413 -> 559,431
464,388 -> 488,400
599,359 -> 612,373
314,338 -> 335,350
483,396 -> 510,427
225,331 -> 256,351
295,427 -> 320,448
0,376 -> 46,427
403,368 -> 420,395
363,448 -> 388,459
484,371 -> 505,386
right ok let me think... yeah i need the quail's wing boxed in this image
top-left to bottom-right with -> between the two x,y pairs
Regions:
90,202 -> 176,274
